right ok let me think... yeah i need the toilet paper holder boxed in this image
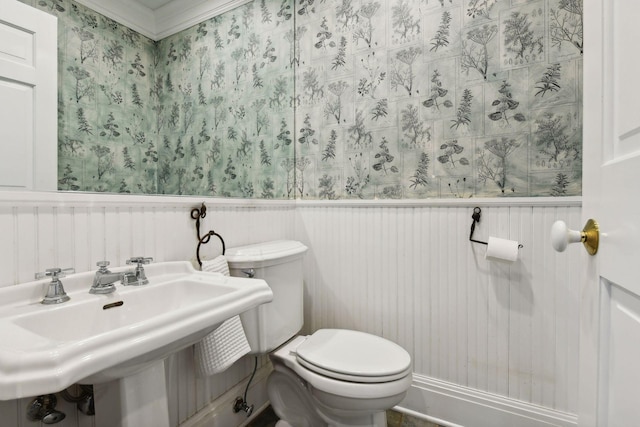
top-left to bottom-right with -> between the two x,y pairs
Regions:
469,207 -> 523,249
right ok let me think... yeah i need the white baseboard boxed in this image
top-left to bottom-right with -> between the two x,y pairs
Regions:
180,363 -> 272,427
180,370 -> 577,427
397,375 -> 578,427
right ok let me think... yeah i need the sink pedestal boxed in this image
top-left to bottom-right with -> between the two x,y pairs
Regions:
93,360 -> 170,427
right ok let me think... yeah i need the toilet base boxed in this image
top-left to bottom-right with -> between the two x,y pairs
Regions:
267,333 -> 411,427
268,364 -> 391,427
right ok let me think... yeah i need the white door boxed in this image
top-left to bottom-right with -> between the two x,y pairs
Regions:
580,0 -> 640,425
0,0 -> 57,191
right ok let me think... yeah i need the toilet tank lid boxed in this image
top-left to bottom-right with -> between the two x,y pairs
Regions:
225,240 -> 308,263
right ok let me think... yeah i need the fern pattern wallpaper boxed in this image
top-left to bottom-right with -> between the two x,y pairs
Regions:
20,0 -> 160,194
22,0 -> 583,199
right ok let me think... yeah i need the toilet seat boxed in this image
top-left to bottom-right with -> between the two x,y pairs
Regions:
270,335 -> 413,400
295,329 -> 412,383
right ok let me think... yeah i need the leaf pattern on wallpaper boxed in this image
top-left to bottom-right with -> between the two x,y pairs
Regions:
438,140 -> 469,168
389,47 -> 420,96
72,27 -> 98,64
467,0 -> 498,20
348,111 -> 373,149
38,0 -> 65,14
550,0 -> 583,54
391,0 -> 420,43
534,63 -> 562,97
373,137 -> 399,175
31,0 -> 581,199
324,81 -> 349,124
354,2 -> 380,48
401,104 -> 430,149
487,80 -> 526,126
318,174 -> 338,199
451,89 -> 473,130
430,11 -> 452,52
504,11 -> 543,60
358,53 -> 386,99
409,151 -> 430,188
423,69 -> 453,111
550,172 -> 571,196
460,24 -> 497,80
331,36 -> 348,70
322,130 -> 338,161
534,112 -> 580,163
335,0 -> 359,30
345,153 -> 370,198
477,136 -> 521,194
302,68 -> 325,103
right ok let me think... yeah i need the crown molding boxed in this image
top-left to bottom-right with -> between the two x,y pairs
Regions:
154,0 -> 252,40
74,0 -> 157,40
74,0 -> 250,41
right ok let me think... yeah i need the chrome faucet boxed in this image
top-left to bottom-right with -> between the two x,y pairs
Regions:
36,268 -> 75,304
90,261 -> 122,294
122,257 -> 153,286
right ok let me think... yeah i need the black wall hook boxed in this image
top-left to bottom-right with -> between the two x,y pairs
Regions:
191,203 -> 226,267
469,207 -> 488,246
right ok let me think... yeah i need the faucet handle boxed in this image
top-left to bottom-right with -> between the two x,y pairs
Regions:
123,257 -> 152,286
36,268 -> 74,304
96,261 -> 111,271
35,267 -> 75,280
126,257 -> 153,266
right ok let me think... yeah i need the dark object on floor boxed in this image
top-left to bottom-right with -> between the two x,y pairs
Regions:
246,405 -> 279,427
247,406 -> 443,427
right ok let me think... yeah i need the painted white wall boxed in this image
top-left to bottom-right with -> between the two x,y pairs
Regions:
0,192 -> 581,426
296,199 -> 582,425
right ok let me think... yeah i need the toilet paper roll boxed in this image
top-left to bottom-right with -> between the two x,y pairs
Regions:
485,236 -> 519,263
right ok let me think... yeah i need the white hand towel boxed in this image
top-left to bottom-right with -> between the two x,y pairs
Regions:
201,254 -> 230,276
194,316 -> 251,377
195,255 -> 250,377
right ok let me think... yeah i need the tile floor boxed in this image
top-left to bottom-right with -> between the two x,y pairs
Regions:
246,406 -> 443,427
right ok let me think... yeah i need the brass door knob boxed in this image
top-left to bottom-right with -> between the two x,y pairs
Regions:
551,219 -> 599,255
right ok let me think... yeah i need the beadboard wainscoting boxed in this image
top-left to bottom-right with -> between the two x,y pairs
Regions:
295,201 -> 582,426
0,192 -> 295,427
0,192 -> 581,426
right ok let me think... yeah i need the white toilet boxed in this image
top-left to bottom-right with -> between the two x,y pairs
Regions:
225,240 -> 412,427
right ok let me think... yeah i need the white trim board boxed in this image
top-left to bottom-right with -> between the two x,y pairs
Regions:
398,375 -> 577,427
0,191 -> 581,209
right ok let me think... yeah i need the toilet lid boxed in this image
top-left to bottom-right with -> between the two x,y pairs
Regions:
295,329 -> 411,383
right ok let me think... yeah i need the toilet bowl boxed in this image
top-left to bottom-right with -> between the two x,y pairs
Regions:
225,241 -> 412,427
268,331 -> 412,427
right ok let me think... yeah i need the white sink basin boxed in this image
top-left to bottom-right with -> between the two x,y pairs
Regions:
0,261 -> 273,400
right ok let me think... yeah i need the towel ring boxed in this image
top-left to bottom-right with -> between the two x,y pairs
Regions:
191,203 -> 226,267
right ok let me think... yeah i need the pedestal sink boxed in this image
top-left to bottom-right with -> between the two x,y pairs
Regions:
0,261 -> 273,426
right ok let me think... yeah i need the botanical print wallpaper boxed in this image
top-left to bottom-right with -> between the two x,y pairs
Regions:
20,0 -> 160,194
154,4 -> 295,197
21,0 -> 583,199
21,0 -> 296,197
293,0 -> 583,198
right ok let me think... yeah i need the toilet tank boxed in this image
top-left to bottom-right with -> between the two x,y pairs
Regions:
225,240 -> 308,354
